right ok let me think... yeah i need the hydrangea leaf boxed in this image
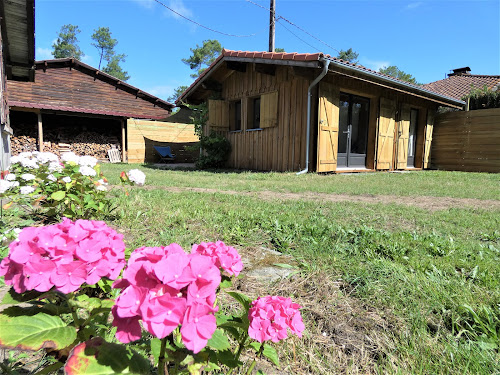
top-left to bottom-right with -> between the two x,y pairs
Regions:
206,329 -> 231,351
1,288 -> 44,305
64,337 -> 149,375
226,291 -> 252,310
262,344 -> 279,367
51,190 -> 66,201
0,311 -> 76,351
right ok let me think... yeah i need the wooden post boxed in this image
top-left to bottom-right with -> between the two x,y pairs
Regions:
37,112 -> 43,152
121,119 -> 126,162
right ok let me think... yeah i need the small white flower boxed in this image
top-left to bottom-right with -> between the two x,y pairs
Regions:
19,152 -> 33,158
127,169 -> 146,186
10,155 -> 22,164
62,176 -> 72,183
79,166 -> 97,177
78,155 -> 98,167
98,179 -> 108,186
47,174 -> 57,182
5,174 -> 16,181
20,186 -> 35,195
96,185 -> 107,192
48,162 -> 63,172
61,152 -> 80,164
21,173 -> 36,181
10,181 -> 19,188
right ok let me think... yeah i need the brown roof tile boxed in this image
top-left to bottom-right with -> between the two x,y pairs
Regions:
422,75 -> 500,100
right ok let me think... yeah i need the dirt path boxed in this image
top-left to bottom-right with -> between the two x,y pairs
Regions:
134,186 -> 500,211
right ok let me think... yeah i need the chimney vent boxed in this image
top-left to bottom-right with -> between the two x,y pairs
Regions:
448,67 -> 471,77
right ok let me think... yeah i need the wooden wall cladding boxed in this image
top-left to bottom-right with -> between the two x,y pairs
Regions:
432,108 -> 500,173
219,65 -> 311,172
127,119 -> 199,163
7,66 -> 170,119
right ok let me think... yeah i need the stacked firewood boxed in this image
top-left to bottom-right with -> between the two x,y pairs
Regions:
11,128 -> 121,160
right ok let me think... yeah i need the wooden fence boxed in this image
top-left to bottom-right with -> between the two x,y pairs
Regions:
127,118 -> 199,164
431,108 -> 500,173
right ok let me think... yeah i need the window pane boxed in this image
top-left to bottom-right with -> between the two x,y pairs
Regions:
350,96 -> 369,154
408,109 -> 418,157
234,101 -> 241,131
252,98 -> 261,129
338,93 -> 349,153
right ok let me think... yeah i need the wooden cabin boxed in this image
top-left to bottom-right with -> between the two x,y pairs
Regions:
178,50 -> 464,173
6,59 -> 183,162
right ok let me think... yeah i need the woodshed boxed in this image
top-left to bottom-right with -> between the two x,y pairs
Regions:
178,50 -> 464,173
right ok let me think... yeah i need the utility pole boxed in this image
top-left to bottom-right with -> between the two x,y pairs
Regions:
269,0 -> 275,52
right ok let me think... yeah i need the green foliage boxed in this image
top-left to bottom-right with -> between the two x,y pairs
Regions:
337,48 -> 359,64
182,39 -> 222,78
274,47 -> 285,52
167,85 -> 189,104
102,54 -> 130,81
379,65 -> 419,84
462,86 -> 500,110
91,27 -> 129,81
196,132 -> 232,169
52,24 -> 84,60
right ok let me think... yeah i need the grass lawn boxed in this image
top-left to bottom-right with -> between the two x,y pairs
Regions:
99,165 -> 500,374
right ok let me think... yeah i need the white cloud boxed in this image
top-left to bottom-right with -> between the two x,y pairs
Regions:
81,55 -> 93,64
361,58 -> 391,72
143,85 -> 176,100
163,0 -> 193,20
130,0 -> 155,9
36,47 -> 53,60
406,2 -> 423,10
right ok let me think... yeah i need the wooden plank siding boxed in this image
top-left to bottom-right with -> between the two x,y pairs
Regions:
7,65 -> 171,119
219,65 -> 311,172
431,108 -> 500,173
127,119 -> 199,164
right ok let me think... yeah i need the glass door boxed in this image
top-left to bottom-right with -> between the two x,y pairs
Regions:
407,109 -> 418,167
337,93 -> 370,168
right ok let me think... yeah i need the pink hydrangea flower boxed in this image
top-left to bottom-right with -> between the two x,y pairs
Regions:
191,241 -> 243,276
0,218 -> 125,294
248,296 -> 305,343
111,243 -> 223,353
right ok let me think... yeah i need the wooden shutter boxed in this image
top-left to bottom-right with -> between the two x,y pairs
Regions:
260,91 -> 279,128
316,82 -> 339,172
423,109 -> 435,168
376,98 -> 396,170
208,99 -> 229,130
396,103 -> 411,169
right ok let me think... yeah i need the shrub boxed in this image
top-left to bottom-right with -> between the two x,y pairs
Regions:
196,132 -> 232,169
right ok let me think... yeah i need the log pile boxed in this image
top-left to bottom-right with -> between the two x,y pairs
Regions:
11,125 -> 121,160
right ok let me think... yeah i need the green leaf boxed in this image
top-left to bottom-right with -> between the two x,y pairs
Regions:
1,288 -> 44,305
0,311 -> 76,351
65,337 -> 150,374
207,329 -> 231,351
216,350 -> 242,368
226,291 -> 252,310
273,263 -> 296,269
256,371 -> 266,375
262,344 -> 279,367
51,190 -> 66,201
249,342 -> 261,352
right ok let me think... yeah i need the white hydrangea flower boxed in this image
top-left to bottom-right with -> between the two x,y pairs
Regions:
79,166 -> 97,177
19,152 -> 33,158
0,180 -> 14,193
96,185 -> 107,192
21,173 -> 36,181
78,155 -> 98,167
47,174 -> 57,182
61,152 -> 80,164
10,155 -> 22,164
36,152 -> 59,164
62,176 -> 72,183
10,181 -> 19,188
48,162 -> 63,172
20,186 -> 35,195
20,158 -> 38,169
5,174 -> 16,181
127,169 -> 146,186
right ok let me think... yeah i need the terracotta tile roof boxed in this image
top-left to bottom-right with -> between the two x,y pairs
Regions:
422,75 -> 500,101
8,101 -> 168,120
177,49 -> 463,106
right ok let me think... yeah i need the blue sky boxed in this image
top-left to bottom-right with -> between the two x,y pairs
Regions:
35,0 -> 499,102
